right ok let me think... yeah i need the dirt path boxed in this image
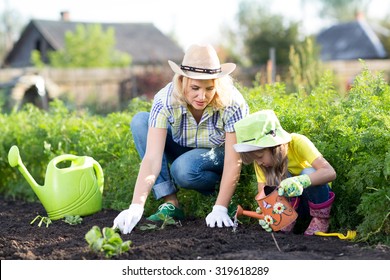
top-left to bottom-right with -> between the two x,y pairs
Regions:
0,197 -> 389,260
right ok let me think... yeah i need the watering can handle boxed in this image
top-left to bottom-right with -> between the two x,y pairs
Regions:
92,160 -> 104,193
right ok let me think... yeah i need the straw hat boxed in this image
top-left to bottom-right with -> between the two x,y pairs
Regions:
233,110 -> 292,153
168,44 -> 236,80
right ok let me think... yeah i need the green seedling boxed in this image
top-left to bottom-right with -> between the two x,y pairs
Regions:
139,213 -> 181,231
85,226 -> 132,258
30,215 -> 52,228
139,223 -> 158,231
157,213 -> 177,229
63,215 -> 83,225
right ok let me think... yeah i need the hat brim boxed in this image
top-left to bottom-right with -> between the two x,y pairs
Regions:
233,133 -> 292,153
233,144 -> 265,153
168,60 -> 236,80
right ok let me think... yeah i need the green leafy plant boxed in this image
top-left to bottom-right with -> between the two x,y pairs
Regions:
139,213 -> 180,231
63,215 -> 83,225
30,215 -> 52,227
157,213 -> 177,229
85,226 -> 131,258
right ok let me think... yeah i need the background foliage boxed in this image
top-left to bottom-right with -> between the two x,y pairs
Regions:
31,24 -> 131,68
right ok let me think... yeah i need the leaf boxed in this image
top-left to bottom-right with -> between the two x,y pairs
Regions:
38,217 -> 44,227
102,227 -> 116,239
30,215 -> 41,225
85,226 -> 102,245
157,213 -> 166,220
85,226 -> 132,258
102,243 -> 117,253
63,215 -> 83,225
90,238 -> 104,253
121,241 -> 132,252
106,235 -> 123,247
139,224 -> 158,231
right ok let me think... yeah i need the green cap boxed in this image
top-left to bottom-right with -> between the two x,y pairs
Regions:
233,110 -> 291,152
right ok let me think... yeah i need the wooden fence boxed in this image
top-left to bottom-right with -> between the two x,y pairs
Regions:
324,59 -> 390,89
0,66 -> 173,112
1,59 -> 389,112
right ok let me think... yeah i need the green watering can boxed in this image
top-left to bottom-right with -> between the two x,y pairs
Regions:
8,145 -> 104,220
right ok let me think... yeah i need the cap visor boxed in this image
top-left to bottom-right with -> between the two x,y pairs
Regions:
233,144 -> 264,153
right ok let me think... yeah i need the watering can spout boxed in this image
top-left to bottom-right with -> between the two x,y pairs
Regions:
236,205 -> 264,220
8,145 -> 42,190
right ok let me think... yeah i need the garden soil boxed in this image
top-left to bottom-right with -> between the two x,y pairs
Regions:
0,197 -> 389,260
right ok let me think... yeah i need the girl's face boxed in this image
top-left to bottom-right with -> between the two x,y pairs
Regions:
184,79 -> 216,111
253,149 -> 273,168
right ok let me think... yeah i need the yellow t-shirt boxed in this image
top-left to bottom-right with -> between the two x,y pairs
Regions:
254,133 -> 322,183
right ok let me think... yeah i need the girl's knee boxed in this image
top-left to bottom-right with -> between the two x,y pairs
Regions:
300,167 -> 316,176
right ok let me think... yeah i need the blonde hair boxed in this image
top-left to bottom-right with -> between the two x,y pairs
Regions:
171,74 -> 233,109
240,144 -> 289,186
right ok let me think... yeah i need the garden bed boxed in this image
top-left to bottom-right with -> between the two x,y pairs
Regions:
0,197 -> 389,260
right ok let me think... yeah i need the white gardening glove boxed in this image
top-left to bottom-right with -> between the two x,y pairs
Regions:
205,205 -> 234,228
113,204 -> 144,234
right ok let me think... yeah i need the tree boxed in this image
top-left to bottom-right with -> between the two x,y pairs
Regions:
231,0 -> 301,66
0,6 -> 23,63
376,19 -> 390,56
314,0 -> 372,21
32,24 -> 131,68
288,37 -> 327,94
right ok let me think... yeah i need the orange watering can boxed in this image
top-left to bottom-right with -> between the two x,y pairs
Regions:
236,185 -> 298,231
8,145 -> 104,220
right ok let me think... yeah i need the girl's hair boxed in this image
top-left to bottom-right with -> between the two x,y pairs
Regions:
171,74 -> 234,109
239,144 -> 289,186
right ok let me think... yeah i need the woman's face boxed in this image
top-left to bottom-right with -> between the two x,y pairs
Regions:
184,78 -> 216,111
253,149 -> 273,168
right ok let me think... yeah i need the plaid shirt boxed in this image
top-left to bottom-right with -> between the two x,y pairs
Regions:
149,82 -> 249,148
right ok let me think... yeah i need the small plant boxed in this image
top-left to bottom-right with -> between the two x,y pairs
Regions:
63,215 -> 83,225
30,215 -> 52,228
139,213 -> 180,231
139,223 -> 158,231
158,213 -> 177,229
85,226 -> 132,258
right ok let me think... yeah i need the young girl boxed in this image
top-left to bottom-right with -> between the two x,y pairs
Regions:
233,110 -> 336,235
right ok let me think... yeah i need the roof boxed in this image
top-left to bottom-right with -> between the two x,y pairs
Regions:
316,19 -> 388,61
4,19 -> 184,67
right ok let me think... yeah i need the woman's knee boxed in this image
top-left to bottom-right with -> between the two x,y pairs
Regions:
170,160 -> 194,188
130,112 -> 149,137
170,158 -> 220,193
130,112 -> 149,131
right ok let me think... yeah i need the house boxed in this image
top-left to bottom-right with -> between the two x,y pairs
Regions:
315,14 -> 390,90
2,12 -> 184,68
316,14 -> 388,61
0,13 -> 185,111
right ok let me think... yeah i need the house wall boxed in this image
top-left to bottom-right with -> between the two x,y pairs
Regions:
0,66 -> 173,111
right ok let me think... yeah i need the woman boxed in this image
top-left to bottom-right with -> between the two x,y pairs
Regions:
113,44 -> 249,234
233,110 -> 336,235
